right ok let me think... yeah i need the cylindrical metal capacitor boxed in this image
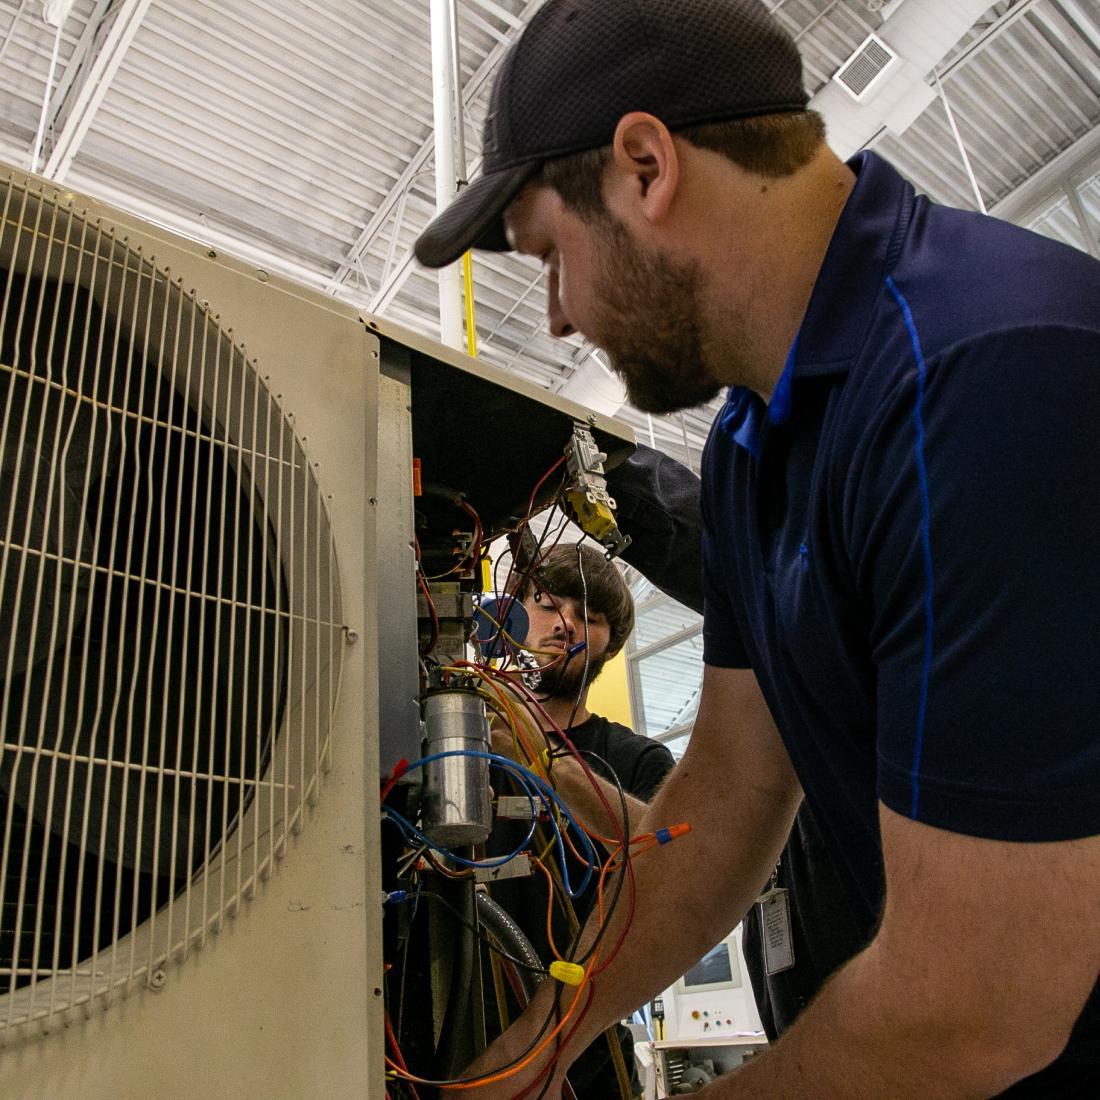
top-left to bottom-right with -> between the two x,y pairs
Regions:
421,689 -> 492,847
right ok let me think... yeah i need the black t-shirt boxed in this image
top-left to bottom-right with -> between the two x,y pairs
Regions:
485,714 -> 675,1095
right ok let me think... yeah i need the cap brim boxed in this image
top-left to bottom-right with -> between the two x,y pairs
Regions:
414,161 -> 541,269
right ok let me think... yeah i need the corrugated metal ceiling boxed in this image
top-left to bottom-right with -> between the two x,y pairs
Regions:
2,0 -> 1096,474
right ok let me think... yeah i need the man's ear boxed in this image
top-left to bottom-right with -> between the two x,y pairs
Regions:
608,112 -> 680,225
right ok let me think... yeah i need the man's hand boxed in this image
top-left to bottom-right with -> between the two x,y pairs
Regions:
449,667 -> 801,1097
440,990 -> 567,1099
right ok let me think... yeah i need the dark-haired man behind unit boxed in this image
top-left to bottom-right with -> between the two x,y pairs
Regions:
486,543 -> 674,1097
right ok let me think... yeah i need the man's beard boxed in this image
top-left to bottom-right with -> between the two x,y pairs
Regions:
536,647 -> 609,701
586,215 -> 724,415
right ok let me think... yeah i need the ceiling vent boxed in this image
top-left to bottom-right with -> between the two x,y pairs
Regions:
834,34 -> 900,101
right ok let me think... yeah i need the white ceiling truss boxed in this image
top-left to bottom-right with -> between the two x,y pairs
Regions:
1,0 -> 1096,476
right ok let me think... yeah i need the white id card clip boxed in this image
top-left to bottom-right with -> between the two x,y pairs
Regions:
757,887 -> 795,976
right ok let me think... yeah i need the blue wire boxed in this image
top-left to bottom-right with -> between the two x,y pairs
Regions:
383,804 -> 537,869
394,750 -> 595,896
439,749 -> 599,897
387,750 -> 598,897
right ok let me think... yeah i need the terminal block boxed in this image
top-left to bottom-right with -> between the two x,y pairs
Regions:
564,423 -> 631,558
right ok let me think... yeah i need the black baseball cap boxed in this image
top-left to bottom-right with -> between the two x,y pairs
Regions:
415,0 -> 808,269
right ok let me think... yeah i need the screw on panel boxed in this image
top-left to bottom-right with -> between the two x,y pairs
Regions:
345,628 -> 359,644
148,969 -> 167,991
587,413 -> 597,424
207,249 -> 217,259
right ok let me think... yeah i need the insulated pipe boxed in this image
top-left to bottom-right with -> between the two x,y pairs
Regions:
430,0 -> 464,349
474,890 -> 546,998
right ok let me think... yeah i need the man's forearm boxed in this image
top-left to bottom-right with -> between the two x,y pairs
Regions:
548,752 -> 651,840
460,745 -> 799,1093
698,937 -> 1048,1098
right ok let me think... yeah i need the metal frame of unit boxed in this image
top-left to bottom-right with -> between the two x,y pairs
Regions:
0,162 -> 632,1097
0,162 -> 390,1095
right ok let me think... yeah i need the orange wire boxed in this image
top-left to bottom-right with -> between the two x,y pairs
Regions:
533,856 -> 565,963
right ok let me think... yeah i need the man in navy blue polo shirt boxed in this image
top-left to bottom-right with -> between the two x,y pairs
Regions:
416,1 -> 1100,1095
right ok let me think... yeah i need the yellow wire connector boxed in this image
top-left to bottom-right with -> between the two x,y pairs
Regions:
549,961 -> 586,986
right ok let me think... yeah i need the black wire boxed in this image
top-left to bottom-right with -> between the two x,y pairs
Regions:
564,540 -> 591,733
575,751 -> 631,964
381,876 -> 570,1090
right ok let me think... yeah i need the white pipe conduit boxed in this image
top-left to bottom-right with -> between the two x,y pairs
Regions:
430,0 -> 465,350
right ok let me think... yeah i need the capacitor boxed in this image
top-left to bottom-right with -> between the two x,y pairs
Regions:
420,689 -> 492,847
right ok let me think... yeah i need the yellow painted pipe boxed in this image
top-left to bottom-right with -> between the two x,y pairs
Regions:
462,250 -> 478,357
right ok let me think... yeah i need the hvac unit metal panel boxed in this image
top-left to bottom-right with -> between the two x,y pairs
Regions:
0,165 -> 385,1097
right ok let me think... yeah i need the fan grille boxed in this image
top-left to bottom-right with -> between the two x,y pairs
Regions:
0,174 -> 343,1036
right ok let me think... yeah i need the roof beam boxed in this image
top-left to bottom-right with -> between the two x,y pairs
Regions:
43,0 -> 113,127
989,124 -> 1100,225
40,0 -> 152,181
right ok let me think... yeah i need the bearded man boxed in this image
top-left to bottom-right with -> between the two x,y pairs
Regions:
416,1 -> 1100,1095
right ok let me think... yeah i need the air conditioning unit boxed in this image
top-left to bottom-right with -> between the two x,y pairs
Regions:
0,164 -> 631,1096
833,33 -> 901,102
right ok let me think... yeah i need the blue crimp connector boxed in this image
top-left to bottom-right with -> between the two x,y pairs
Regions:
655,828 -> 672,846
384,890 -> 408,905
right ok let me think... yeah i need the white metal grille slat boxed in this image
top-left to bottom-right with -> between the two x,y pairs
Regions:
115,248 -> 166,997
0,362 -> 304,474
82,228 -> 141,1014
141,275 -> 189,975
270,386 -> 287,872
237,348 -> 262,903
26,207 -> 90,1021
1,193 -> 57,1018
251,360 -> 271,881
0,743 -> 294,790
48,211 -> 105,1020
165,291 -> 203,961
0,540 -> 339,627
196,313 -> 227,954
9,202 -> 73,1016
285,406 -> 297,843
228,341 -> 250,909
66,217 -> 126,1015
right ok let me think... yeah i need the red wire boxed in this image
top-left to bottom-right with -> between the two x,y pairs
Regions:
495,457 -> 566,613
385,1012 -> 422,1100
511,981 -> 595,1100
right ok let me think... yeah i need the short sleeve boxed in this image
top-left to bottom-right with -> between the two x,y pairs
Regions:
700,447 -> 752,669
856,327 -> 1100,841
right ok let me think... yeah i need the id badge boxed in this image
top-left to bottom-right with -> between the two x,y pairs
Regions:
757,887 -> 795,976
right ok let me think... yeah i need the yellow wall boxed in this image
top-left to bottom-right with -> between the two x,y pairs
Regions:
586,648 -> 634,729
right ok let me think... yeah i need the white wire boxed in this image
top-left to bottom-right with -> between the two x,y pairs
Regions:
933,67 -> 987,215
